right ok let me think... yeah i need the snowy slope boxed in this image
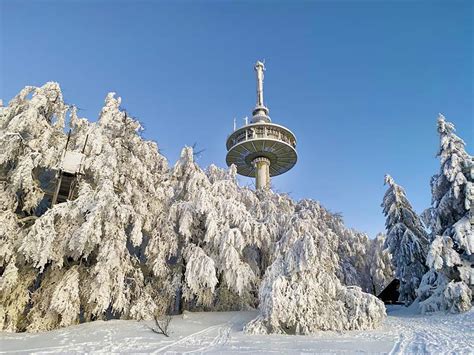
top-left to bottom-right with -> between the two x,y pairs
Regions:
1,307 -> 472,354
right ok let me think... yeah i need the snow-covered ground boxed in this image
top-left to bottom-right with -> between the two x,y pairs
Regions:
1,306 -> 472,354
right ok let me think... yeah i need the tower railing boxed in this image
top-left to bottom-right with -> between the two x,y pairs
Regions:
228,124 -> 296,149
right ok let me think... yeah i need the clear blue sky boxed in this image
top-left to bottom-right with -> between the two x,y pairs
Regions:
1,0 -> 472,237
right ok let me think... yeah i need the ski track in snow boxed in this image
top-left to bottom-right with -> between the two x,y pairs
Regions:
158,314 -> 237,354
0,307 -> 472,354
386,306 -> 473,354
151,322 -> 229,354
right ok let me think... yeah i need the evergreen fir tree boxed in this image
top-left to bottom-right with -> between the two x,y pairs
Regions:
382,174 -> 429,305
418,115 -> 473,313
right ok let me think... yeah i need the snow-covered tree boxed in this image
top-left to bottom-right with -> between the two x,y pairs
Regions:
366,233 -> 394,295
337,228 -> 383,294
168,149 -> 263,311
418,115 -> 473,313
0,83 -> 385,332
0,83 -> 175,331
244,200 -> 386,334
382,175 -> 429,305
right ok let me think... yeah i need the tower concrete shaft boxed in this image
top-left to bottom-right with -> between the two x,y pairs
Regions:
253,157 -> 270,189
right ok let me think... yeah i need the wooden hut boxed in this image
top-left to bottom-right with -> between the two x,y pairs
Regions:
377,279 -> 402,304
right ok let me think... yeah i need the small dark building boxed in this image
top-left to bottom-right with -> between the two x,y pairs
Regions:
377,279 -> 402,304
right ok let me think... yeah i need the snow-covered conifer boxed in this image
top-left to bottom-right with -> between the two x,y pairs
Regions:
366,233 -> 394,295
418,115 -> 473,313
382,175 -> 429,305
336,228 -> 376,293
1,83 -> 387,333
168,149 -> 267,311
245,200 -> 386,334
0,84 -> 174,331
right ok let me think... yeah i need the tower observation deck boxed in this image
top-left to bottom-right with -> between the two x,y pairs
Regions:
226,61 -> 297,189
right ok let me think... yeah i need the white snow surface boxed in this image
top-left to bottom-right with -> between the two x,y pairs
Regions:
1,306 -> 472,354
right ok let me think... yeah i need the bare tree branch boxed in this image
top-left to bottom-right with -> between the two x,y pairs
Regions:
150,314 -> 172,337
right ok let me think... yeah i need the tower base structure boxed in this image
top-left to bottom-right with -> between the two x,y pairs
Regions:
253,157 -> 270,189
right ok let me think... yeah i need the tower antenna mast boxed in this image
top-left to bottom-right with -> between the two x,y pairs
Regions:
255,60 -> 265,108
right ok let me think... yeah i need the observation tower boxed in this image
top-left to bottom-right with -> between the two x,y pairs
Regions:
226,61 -> 297,189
